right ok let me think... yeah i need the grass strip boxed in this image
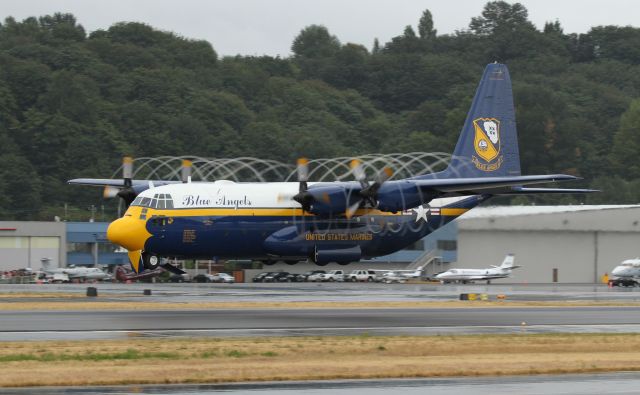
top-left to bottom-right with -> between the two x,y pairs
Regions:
1,333 -> 640,387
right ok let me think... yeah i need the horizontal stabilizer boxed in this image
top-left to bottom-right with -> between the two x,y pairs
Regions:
415,174 -> 579,194
500,187 -> 599,194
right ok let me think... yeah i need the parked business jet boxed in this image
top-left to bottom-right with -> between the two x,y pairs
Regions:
70,63 -> 593,274
610,258 -> 640,286
435,254 -> 519,284
41,261 -> 111,281
378,266 -> 424,283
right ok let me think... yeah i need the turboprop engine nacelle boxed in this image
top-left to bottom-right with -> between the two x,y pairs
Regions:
304,186 -> 362,217
375,181 -> 435,213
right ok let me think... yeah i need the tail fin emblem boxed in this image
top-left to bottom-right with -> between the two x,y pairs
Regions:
472,117 -> 503,171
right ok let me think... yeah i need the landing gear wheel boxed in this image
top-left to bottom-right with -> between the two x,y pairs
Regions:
143,252 -> 160,270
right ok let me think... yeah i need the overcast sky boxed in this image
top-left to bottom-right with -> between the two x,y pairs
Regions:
3,0 -> 640,56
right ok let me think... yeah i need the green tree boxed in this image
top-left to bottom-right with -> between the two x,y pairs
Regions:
611,99 -> 640,178
418,9 -> 437,40
291,25 -> 340,58
469,1 -> 534,35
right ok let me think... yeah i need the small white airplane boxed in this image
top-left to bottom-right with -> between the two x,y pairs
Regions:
610,258 -> 640,286
41,261 -> 111,282
435,254 -> 519,284
376,266 -> 424,283
611,258 -> 640,278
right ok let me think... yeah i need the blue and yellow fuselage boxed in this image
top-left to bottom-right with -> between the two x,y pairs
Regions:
106,181 -> 485,271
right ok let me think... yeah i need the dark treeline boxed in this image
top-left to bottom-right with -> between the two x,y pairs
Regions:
1,1 -> 640,220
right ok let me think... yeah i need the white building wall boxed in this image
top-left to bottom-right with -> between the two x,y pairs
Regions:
457,230 -> 596,283
456,206 -> 640,284
0,223 -> 65,272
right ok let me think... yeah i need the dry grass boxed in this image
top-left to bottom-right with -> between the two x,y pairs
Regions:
2,299 -> 640,311
1,334 -> 640,387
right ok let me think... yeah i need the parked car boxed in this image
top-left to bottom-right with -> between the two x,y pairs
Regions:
302,270 -> 326,282
263,272 -> 290,282
168,273 -> 190,283
307,272 -> 326,282
211,273 -> 235,283
284,273 -> 305,282
322,270 -> 345,282
253,272 -> 275,283
192,273 -> 216,283
344,270 -> 378,282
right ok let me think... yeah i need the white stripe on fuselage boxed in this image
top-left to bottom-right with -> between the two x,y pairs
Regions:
135,181 -> 472,211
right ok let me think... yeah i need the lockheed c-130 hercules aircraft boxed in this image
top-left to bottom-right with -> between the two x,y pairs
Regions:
70,63 -> 594,274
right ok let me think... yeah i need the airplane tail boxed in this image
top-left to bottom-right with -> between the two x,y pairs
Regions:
41,259 -> 55,272
500,254 -> 516,269
438,63 -> 521,179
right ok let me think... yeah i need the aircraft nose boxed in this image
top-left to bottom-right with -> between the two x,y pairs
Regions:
107,216 -> 150,251
612,267 -> 623,276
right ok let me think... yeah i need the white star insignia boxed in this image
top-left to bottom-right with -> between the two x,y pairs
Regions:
412,205 -> 429,223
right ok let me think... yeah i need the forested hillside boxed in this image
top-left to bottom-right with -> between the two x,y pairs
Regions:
2,1 -> 640,220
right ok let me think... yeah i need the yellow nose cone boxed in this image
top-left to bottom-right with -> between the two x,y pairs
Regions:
107,216 -> 151,252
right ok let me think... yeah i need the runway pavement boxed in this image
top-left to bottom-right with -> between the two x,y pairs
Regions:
3,283 -> 640,340
2,306 -> 640,340
3,373 -> 640,394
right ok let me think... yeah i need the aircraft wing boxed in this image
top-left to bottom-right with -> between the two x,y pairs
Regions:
68,179 -> 181,187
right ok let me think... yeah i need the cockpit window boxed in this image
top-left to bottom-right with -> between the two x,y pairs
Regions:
131,194 -> 174,209
139,197 -> 151,207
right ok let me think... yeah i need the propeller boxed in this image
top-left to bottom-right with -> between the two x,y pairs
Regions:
292,157 -> 313,211
345,163 -> 394,219
114,156 -> 137,207
279,157 -> 394,218
277,158 -> 313,209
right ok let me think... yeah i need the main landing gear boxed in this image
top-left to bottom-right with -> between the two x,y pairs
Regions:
142,252 -> 160,270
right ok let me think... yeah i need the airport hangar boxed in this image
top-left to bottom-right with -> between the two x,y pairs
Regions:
454,205 -> 640,283
1,205 -> 639,282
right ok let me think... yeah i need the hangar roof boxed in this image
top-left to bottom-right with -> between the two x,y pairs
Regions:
458,205 -> 640,232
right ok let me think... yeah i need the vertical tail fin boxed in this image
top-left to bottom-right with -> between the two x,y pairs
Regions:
441,63 -> 521,178
500,254 -> 515,269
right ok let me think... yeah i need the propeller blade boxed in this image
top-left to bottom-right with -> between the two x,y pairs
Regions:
345,200 -> 362,219
277,192 -> 296,203
103,185 -> 119,198
122,156 -> 133,188
350,159 -> 368,189
181,159 -> 192,183
297,157 -> 309,182
375,167 -> 394,185
359,166 -> 393,202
